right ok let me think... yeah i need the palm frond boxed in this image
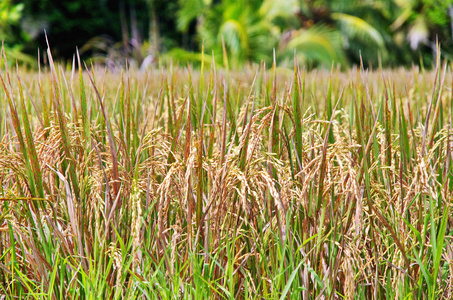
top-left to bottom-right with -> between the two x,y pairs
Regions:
177,0 -> 211,32
259,0 -> 299,25
198,1 -> 277,66
332,12 -> 385,48
219,19 -> 248,58
278,26 -> 347,67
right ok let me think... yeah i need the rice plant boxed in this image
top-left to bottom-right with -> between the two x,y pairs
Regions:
0,46 -> 452,299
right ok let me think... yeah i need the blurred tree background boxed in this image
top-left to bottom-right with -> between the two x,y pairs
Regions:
3,0 -> 453,68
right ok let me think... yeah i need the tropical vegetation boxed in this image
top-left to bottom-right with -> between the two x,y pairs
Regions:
1,0 -> 453,299
3,0 -> 453,68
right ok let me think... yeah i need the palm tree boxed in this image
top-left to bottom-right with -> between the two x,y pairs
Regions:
175,0 -> 347,68
276,0 -> 390,67
177,0 -> 279,67
260,0 -> 348,67
174,0 -> 452,68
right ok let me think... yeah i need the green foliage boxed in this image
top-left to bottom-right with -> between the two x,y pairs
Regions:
278,25 -> 347,67
173,0 -> 453,68
0,0 -> 23,41
181,0 -> 279,67
0,0 -> 35,65
332,12 -> 387,53
7,0 -> 453,67
177,0 -> 210,32
162,47 -> 214,68
391,0 -> 453,58
423,0 -> 453,26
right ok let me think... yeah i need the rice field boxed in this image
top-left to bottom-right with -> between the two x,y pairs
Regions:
0,48 -> 452,299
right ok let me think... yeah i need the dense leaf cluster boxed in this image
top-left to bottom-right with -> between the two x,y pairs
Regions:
4,0 -> 453,67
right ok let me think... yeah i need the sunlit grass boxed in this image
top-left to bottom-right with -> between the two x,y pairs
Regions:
0,47 -> 452,299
